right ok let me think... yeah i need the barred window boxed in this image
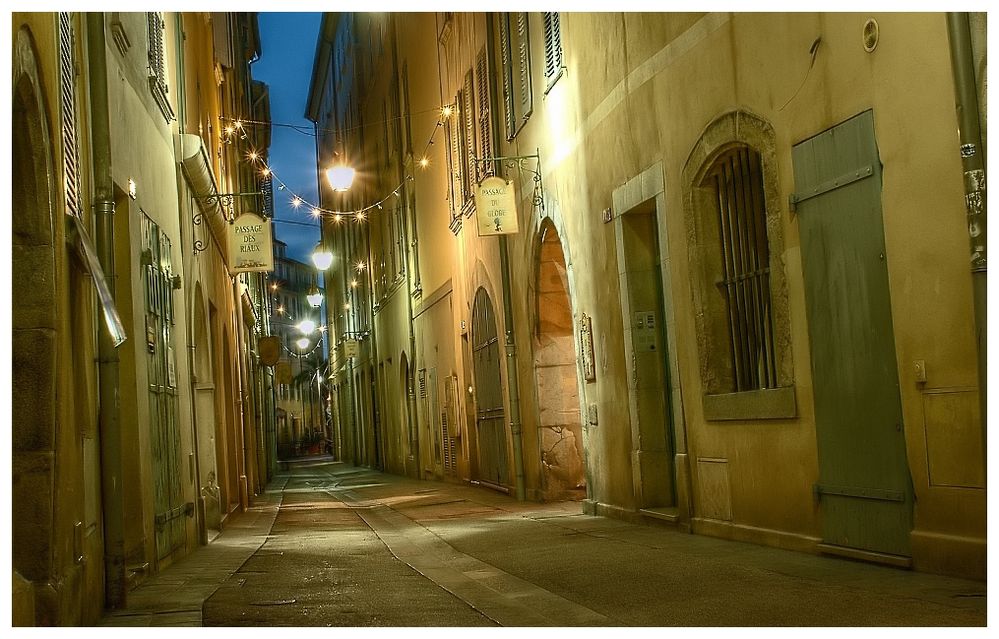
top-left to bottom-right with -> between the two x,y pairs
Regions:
705,146 -> 777,391
542,12 -> 563,90
499,12 -> 532,139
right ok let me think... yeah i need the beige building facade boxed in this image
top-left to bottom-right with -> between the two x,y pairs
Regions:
308,12 -> 985,580
11,11 -> 277,625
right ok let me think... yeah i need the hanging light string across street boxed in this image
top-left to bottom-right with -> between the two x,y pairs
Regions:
222,104 -> 453,223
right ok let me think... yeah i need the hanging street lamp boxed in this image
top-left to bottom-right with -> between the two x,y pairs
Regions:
325,164 -> 356,192
306,283 -> 323,308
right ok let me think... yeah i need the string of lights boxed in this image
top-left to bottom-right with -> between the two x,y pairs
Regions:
222,103 -> 453,224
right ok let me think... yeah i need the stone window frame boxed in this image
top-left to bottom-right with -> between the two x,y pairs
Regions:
680,110 -> 796,421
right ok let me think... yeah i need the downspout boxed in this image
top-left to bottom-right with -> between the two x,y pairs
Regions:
946,13 -> 987,466
485,13 -> 526,501
87,12 -> 126,608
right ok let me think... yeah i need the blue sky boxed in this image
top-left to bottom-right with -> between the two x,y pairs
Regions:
253,12 -> 323,264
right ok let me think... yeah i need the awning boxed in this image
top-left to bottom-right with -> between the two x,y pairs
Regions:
178,133 -> 228,256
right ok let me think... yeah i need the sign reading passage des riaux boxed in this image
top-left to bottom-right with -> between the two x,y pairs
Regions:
474,176 -> 519,236
227,212 -> 274,273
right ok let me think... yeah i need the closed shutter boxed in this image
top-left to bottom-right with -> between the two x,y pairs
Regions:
211,12 -> 233,68
58,12 -> 81,219
147,12 -> 165,82
475,48 -> 493,181
499,15 -> 515,137
462,70 -> 476,200
516,13 -> 531,114
543,12 -> 563,81
447,94 -> 463,218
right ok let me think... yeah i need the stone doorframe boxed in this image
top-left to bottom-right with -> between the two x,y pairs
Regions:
611,162 -> 692,524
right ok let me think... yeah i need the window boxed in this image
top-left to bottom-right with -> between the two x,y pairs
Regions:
705,146 -> 776,391
542,12 -> 564,90
474,48 -> 494,182
447,51 -> 495,225
499,12 -> 532,139
682,111 -> 795,419
146,12 -> 174,121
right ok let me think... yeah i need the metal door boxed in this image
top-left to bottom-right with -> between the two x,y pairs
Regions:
471,288 -> 508,486
142,215 -> 185,561
792,110 -> 913,558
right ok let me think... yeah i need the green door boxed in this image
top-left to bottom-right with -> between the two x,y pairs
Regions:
472,288 -> 509,488
142,215 -> 186,562
792,110 -> 913,559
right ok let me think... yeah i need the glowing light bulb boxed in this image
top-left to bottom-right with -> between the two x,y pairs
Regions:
356,261 -> 366,272
356,212 -> 366,222
225,126 -> 235,135
248,151 -> 258,161
291,197 -> 302,208
261,168 -> 271,177
419,157 -> 429,168
344,303 -> 351,310
296,337 -> 310,350
351,279 -> 358,288
297,319 -> 317,335
271,283 -> 278,291
334,213 -> 343,223
234,120 -> 244,129
277,305 -> 285,314
442,105 -> 452,118
311,208 -> 322,219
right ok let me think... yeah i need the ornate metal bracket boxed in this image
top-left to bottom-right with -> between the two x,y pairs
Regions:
192,191 -> 264,255
473,151 -> 545,211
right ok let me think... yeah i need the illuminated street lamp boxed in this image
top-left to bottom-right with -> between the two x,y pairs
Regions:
297,319 -> 317,335
325,164 -> 356,192
312,242 -> 334,271
306,283 -> 323,308
296,336 -> 310,350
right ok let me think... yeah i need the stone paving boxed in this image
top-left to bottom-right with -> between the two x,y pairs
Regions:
99,460 -> 987,626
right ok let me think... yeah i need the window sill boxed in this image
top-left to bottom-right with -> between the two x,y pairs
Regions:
702,386 -> 796,421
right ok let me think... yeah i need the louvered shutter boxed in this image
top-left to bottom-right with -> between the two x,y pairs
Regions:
462,70 -> 476,200
475,49 -> 493,181
499,15 -> 515,137
147,13 -> 164,82
516,13 -> 531,114
58,12 -> 81,218
447,94 -> 463,218
543,12 -> 563,80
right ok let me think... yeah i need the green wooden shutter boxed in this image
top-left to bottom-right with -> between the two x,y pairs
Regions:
58,12 -> 81,219
499,15 -> 515,138
475,48 -> 493,180
543,12 -> 562,81
516,13 -> 531,116
462,70 -> 476,198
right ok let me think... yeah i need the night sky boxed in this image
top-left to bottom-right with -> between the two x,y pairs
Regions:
253,12 -> 323,265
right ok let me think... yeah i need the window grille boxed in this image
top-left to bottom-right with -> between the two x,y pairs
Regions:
58,12 -> 81,219
499,12 -> 532,139
708,146 -> 777,391
542,12 -> 563,87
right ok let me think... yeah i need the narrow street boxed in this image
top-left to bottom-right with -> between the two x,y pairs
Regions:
98,460 -> 986,627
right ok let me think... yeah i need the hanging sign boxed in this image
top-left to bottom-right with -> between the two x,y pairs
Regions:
258,336 -> 281,366
343,339 -> 360,359
474,176 -> 519,236
227,212 -> 274,273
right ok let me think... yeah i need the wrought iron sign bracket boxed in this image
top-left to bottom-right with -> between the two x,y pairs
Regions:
473,150 -> 545,211
192,191 -> 264,255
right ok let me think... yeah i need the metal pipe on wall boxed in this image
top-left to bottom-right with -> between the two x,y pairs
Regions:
86,11 -> 126,609
946,12 -> 987,465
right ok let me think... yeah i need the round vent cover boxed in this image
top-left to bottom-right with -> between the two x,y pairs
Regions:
863,18 -> 880,52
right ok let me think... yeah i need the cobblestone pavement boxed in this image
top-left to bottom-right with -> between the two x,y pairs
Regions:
100,459 -> 987,626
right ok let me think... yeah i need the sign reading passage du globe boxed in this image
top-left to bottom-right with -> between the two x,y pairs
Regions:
227,212 -> 274,273
474,176 -> 519,236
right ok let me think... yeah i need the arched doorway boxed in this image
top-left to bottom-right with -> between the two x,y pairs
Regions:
12,25 -> 58,622
533,221 -> 586,500
471,288 -> 509,488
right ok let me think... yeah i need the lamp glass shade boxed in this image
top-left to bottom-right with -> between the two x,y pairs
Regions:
296,337 -> 310,350
306,287 -> 323,308
325,165 -> 356,192
312,248 -> 334,271
297,319 -> 317,335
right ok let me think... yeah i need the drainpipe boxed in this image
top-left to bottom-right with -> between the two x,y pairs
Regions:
87,12 -> 126,609
946,13 -> 987,465
233,279 -> 250,510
